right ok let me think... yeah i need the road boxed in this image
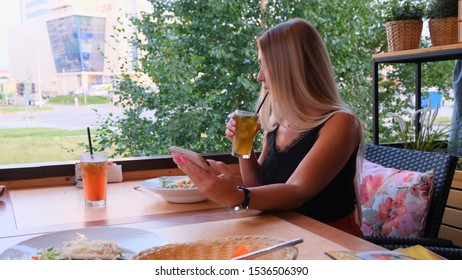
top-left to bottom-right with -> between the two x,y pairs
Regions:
0,102 -> 453,130
0,104 -> 125,130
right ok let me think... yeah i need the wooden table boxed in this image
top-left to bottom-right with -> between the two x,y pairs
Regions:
0,179 -> 385,259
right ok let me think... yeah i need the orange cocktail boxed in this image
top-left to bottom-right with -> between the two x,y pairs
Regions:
80,152 -> 108,206
232,110 -> 258,159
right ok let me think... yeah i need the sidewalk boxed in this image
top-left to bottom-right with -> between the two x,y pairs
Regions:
438,104 -> 453,119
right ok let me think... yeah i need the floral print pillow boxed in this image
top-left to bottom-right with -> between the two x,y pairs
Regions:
359,159 -> 435,237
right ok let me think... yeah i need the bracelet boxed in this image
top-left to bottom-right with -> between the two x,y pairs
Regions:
230,186 -> 250,213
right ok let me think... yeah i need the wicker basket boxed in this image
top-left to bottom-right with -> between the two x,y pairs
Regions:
385,19 -> 423,52
132,235 -> 299,260
429,17 -> 459,46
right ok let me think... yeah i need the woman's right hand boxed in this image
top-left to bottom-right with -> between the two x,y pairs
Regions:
226,111 -> 262,142
225,111 -> 236,142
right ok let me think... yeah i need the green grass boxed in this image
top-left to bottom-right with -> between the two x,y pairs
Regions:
1,96 -> 113,165
0,128 -> 88,164
0,106 -> 24,113
48,95 -> 109,105
0,105 -> 53,113
434,117 -> 451,124
0,95 -> 109,114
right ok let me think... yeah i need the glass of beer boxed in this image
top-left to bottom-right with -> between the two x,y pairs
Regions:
80,152 -> 108,206
232,110 -> 258,159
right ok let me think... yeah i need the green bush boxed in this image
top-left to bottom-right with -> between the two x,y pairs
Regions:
385,0 -> 426,22
426,0 -> 458,19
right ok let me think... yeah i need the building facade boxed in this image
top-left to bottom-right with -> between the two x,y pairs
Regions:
9,0 -> 149,96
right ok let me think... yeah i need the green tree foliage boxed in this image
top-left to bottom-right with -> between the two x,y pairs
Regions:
96,0 -> 455,157
260,0 -> 389,143
97,0 -> 263,156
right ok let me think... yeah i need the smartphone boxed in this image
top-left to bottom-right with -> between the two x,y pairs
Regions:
170,146 -> 210,170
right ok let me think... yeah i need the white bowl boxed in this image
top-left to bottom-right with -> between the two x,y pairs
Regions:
138,176 -> 208,204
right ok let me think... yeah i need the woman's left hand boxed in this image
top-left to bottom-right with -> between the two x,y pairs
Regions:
172,157 -> 242,207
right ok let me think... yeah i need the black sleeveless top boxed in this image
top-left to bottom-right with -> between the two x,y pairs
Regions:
259,122 -> 358,223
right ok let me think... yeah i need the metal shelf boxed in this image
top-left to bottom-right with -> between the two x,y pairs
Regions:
372,43 -> 462,144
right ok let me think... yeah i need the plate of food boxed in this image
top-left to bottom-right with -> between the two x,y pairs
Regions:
0,226 -> 168,260
137,176 -> 208,203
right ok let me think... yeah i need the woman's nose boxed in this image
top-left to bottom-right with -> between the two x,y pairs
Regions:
257,69 -> 264,82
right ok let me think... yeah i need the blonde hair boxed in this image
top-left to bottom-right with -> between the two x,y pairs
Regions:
256,18 -> 365,223
257,18 -> 348,132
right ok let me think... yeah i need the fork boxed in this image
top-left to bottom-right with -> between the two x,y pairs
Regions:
231,237 -> 303,260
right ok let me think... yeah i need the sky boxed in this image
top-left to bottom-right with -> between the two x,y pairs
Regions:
0,1 -> 21,70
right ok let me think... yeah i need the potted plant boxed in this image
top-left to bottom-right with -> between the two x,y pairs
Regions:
388,102 -> 450,152
426,0 -> 459,46
384,0 -> 426,52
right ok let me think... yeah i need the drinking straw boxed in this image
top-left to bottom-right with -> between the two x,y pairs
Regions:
87,127 -> 94,158
255,91 -> 269,116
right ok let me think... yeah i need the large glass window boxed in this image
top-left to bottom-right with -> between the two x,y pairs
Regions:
0,0 -> 150,166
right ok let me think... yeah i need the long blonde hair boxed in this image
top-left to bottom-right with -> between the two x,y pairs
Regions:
257,18 -> 348,132
256,18 -> 365,223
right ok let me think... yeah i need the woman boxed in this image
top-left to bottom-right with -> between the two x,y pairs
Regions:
173,18 -> 364,237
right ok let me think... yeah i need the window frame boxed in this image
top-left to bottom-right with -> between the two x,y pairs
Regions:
0,153 -> 239,183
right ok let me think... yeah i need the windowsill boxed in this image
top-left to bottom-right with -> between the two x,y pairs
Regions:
0,152 -> 240,188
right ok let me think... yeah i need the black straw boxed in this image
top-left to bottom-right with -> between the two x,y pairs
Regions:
255,91 -> 269,116
87,127 -> 94,157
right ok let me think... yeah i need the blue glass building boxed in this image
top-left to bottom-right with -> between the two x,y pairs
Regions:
47,16 -> 106,73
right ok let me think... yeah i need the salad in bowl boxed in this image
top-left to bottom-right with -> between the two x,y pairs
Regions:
137,176 -> 208,203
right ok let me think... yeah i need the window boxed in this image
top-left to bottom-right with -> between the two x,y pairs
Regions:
0,0 -> 152,166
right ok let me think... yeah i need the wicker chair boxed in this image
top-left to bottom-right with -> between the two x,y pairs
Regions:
362,144 -> 462,260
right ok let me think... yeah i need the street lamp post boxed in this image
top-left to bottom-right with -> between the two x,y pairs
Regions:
36,52 -> 43,107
